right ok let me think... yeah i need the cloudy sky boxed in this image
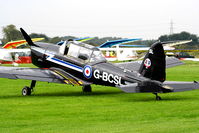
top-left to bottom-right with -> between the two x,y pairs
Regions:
0,0 -> 199,39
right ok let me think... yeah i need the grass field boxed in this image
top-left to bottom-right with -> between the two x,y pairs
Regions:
1,61 -> 199,133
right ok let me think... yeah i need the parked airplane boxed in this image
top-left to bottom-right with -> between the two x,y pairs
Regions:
98,38 -> 142,48
0,38 -> 44,65
0,48 -> 31,66
100,40 -> 193,61
97,38 -> 142,61
3,38 -> 44,49
56,37 -> 95,45
0,28 -> 198,100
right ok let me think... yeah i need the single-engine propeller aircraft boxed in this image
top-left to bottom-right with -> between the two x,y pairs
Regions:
0,28 -> 198,100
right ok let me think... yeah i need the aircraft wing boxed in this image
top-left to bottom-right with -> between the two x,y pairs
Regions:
99,38 -> 141,48
114,57 -> 184,71
56,37 -> 94,45
3,38 -> 44,49
162,40 -> 192,47
164,49 -> 199,52
119,44 -> 147,47
0,67 -> 91,86
74,37 -> 95,42
117,81 -> 199,93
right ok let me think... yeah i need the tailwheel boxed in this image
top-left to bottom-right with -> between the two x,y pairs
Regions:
156,95 -> 162,100
153,93 -> 162,100
22,86 -> 31,96
82,85 -> 92,93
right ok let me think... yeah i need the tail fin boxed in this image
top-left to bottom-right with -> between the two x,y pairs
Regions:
20,28 -> 36,46
139,41 -> 166,82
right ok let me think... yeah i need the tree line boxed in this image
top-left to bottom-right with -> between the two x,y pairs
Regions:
1,24 -> 199,48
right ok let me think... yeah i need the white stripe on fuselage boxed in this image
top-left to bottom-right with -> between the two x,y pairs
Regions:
32,47 -> 83,72
46,53 -> 83,72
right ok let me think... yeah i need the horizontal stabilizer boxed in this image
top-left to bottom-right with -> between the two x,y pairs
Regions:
165,57 -> 184,68
116,83 -> 139,93
163,81 -> 199,92
117,81 -> 199,93
115,57 -> 183,72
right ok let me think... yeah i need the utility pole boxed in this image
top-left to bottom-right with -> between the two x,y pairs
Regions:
170,20 -> 174,35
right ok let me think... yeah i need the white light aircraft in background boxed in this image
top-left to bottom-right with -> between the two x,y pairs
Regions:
99,40 -> 193,61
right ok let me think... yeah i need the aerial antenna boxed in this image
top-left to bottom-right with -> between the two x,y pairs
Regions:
170,20 -> 174,35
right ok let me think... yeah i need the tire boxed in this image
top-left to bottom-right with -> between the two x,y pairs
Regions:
156,96 -> 162,100
22,86 -> 31,96
82,85 -> 92,92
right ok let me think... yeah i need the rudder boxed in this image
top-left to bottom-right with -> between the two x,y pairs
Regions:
139,41 -> 166,82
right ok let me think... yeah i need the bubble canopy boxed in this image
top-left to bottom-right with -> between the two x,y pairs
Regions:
66,42 -> 106,63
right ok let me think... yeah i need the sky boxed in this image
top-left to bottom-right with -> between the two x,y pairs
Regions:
0,0 -> 199,40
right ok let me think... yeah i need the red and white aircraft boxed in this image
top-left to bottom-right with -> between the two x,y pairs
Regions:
0,38 -> 43,66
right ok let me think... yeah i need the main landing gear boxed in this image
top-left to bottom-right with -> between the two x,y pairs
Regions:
22,80 -> 36,96
153,93 -> 161,100
82,85 -> 92,93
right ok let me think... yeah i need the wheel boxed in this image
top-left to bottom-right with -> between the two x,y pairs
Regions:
156,96 -> 162,100
22,86 -> 31,96
82,85 -> 92,92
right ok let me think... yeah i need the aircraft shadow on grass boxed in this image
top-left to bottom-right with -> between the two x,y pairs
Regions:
0,91 -> 123,99
124,94 -> 197,102
0,92 -> 197,102
35,91 -> 123,97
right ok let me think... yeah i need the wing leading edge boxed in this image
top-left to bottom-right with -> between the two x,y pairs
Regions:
0,66 -> 91,86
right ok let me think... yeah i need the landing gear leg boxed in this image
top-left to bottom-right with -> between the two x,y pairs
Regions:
82,85 -> 92,93
153,93 -> 161,100
22,80 -> 36,96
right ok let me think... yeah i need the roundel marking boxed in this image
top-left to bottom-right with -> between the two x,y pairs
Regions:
83,65 -> 92,79
144,58 -> 151,68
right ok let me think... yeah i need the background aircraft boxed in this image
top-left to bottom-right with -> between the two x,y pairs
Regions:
95,38 -> 142,61
3,38 -> 44,49
0,28 -> 198,100
0,49 -> 31,66
100,40 -> 193,61
56,37 -> 95,45
57,37 -> 143,61
0,38 -> 43,65
98,38 -> 142,48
